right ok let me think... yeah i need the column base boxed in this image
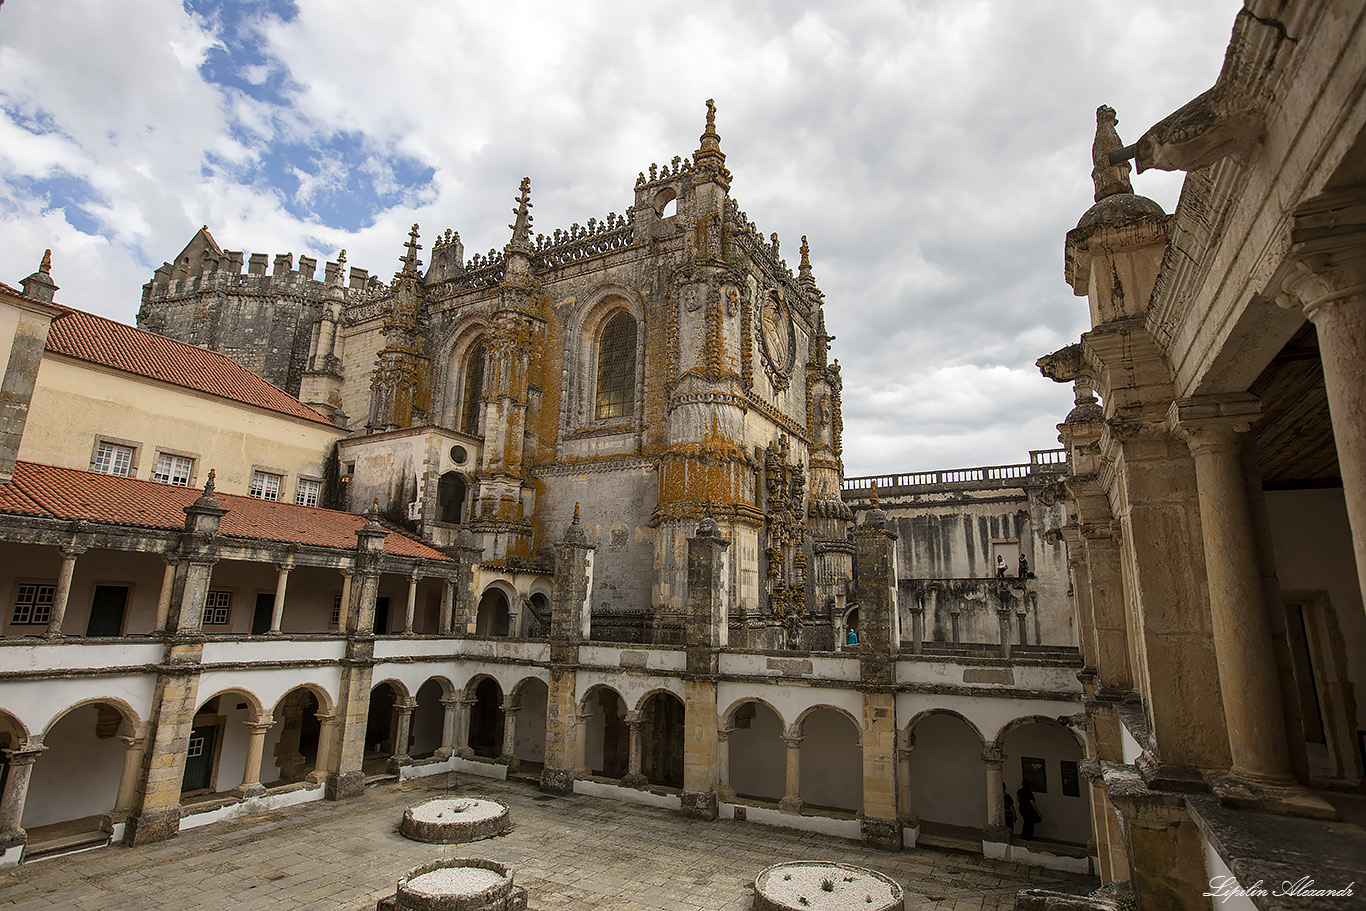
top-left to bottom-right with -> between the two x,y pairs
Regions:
124,807 -> 181,846
325,770 -> 366,801
1213,774 -> 1338,819
621,772 -> 647,787
232,783 -> 266,799
778,796 -> 804,814
456,747 -> 476,760
680,791 -> 718,821
433,747 -> 454,760
861,816 -> 903,851
539,767 -> 576,795
716,785 -> 736,802
386,755 -> 413,775
497,754 -> 521,771
0,828 -> 26,851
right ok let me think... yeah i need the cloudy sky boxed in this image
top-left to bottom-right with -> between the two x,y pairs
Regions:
0,0 -> 1241,477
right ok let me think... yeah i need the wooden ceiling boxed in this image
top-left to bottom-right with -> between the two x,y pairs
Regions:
1251,323 -> 1341,489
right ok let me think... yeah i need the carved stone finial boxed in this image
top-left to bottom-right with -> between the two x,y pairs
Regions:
564,501 -> 587,544
400,225 -> 423,274
1092,106 -> 1133,202
870,479 -> 880,505
573,501 -> 580,524
204,468 -> 216,495
692,99 -> 732,190
20,249 -> 59,302
40,249 -> 52,274
800,236 -> 811,271
506,177 -> 534,257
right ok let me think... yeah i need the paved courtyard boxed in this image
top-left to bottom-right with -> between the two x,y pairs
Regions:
0,776 -> 1095,910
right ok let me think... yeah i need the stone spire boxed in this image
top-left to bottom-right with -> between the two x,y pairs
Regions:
1091,105 -> 1134,202
503,177 -> 535,281
20,249 -> 58,303
692,99 -> 732,191
399,225 -> 423,275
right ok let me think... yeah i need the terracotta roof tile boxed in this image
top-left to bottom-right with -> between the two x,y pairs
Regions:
3,462 -> 450,562
44,308 -> 338,427
0,281 -> 22,296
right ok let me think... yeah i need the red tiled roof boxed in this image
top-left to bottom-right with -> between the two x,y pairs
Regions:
2,462 -> 451,561
0,281 -> 23,297
44,308 -> 338,427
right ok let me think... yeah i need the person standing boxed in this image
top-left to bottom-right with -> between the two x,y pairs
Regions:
1017,781 -> 1041,840
1018,553 -> 1029,578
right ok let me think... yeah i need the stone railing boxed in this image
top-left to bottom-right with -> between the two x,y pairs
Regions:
841,449 -> 1068,495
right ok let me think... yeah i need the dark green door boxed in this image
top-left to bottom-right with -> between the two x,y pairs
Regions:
252,593 -> 273,635
182,724 -> 217,792
85,585 -> 127,637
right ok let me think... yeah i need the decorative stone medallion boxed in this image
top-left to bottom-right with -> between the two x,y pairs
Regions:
760,291 -> 796,385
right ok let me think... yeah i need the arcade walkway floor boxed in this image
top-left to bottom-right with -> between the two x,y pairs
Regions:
0,776 -> 1095,910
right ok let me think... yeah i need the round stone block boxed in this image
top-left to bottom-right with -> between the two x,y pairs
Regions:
399,797 -> 510,844
753,861 -> 904,911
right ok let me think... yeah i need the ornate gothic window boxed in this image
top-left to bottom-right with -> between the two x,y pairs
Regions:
594,312 -> 637,420
461,339 -> 486,436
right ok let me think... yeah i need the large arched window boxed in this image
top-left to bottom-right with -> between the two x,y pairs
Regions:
461,339 -> 486,436
594,312 -> 636,420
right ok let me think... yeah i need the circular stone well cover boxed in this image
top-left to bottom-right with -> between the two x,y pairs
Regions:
400,797 -> 511,844
754,861 -> 904,911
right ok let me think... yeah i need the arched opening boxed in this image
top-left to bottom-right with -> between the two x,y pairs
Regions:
511,678 -> 548,773
363,682 -> 402,775
907,713 -> 986,838
181,692 -> 260,799
583,687 -> 628,779
798,708 -> 861,813
460,338 -> 486,436
24,703 -> 131,843
267,687 -> 322,786
594,311 -> 637,420
659,196 -> 677,219
411,679 -> 448,759
436,472 -> 467,525
728,701 -> 785,802
640,692 -> 685,788
1000,720 -> 1090,845
524,592 -> 550,638
467,678 -> 504,758
475,589 -> 510,637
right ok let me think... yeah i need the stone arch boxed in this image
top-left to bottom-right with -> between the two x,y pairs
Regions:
637,690 -> 685,788
40,697 -> 141,740
182,689 -> 266,796
267,685 -> 328,785
193,687 -> 266,724
726,698 -> 786,803
653,186 -> 677,213
795,706 -> 862,813
0,708 -> 30,746
363,679 -> 408,772
524,590 -> 551,638
410,676 -> 452,759
475,584 -> 512,637
561,283 -> 647,434
794,703 -> 862,743
509,676 -> 548,769
23,698 -> 141,835
436,471 -> 470,525
580,684 -> 629,779
906,708 -> 988,833
990,714 -> 1085,754
466,676 -> 505,758
436,320 -> 492,431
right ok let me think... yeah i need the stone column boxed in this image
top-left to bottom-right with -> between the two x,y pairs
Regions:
497,698 -> 521,770
715,725 -> 735,802
897,731 -> 918,841
681,517 -> 726,818
779,725 -> 803,814
456,694 -> 477,759
541,512 -> 594,795
337,568 -> 353,632
1173,397 -> 1332,815
439,579 -> 455,634
572,708 -> 593,779
153,558 -> 176,634
1017,609 -> 1029,647
0,745 -> 44,851
435,696 -> 460,760
268,561 -> 292,635
403,571 -> 419,634
950,609 -> 961,647
908,603 -> 925,655
110,734 -> 148,822
1278,247 -> 1366,611
309,713 -> 337,783
235,716 -> 275,797
982,747 -> 1010,848
124,650 -> 203,845
387,698 -> 416,773
622,710 -> 646,786
996,606 -> 1013,659
45,544 -> 84,638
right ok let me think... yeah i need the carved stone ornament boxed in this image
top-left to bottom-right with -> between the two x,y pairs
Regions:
759,291 -> 795,388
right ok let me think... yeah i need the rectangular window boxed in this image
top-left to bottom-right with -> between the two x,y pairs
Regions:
204,591 -> 231,626
11,583 -> 55,625
250,471 -> 282,501
1060,760 -> 1080,797
1021,756 -> 1048,793
153,453 -> 193,487
330,593 -> 342,626
92,441 -> 135,477
295,478 -> 321,507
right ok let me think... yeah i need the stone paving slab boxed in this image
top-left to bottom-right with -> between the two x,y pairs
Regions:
0,776 -> 1095,910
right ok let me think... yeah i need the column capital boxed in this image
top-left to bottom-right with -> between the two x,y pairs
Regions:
439,696 -> 462,709
1168,394 -> 1261,451
244,719 -> 274,735
981,746 -> 1004,766
59,543 -> 87,560
623,711 -> 641,726
409,569 -> 423,583
314,712 -> 337,726
275,560 -> 294,574
782,734 -> 804,749
393,698 -> 418,714
2,744 -> 46,765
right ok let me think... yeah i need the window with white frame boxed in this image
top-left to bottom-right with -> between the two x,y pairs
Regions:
295,478 -> 321,507
250,471 -> 282,501
204,591 -> 231,625
92,441 -> 135,477
153,453 -> 193,486
11,583 -> 55,625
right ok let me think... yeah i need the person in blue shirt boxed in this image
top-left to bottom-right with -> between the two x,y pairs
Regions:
846,627 -> 858,646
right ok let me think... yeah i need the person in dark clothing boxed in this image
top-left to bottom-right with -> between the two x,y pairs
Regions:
1003,788 -> 1016,833
1017,782 -> 1041,840
1018,553 -> 1030,578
